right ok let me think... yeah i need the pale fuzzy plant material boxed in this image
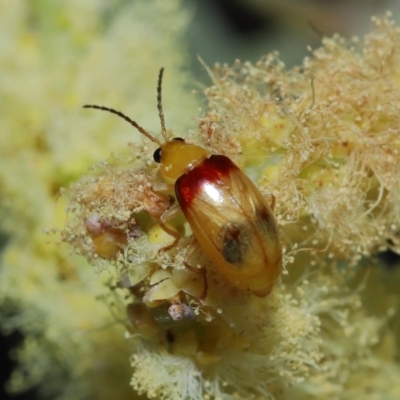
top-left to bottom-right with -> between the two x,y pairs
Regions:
201,12 -> 400,266
61,12 -> 400,400
0,1 -> 196,400
128,268 -> 397,400
63,154 -> 171,262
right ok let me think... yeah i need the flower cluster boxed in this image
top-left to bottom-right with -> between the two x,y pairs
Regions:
62,12 -> 400,400
0,1 -> 196,399
1,1 -> 400,398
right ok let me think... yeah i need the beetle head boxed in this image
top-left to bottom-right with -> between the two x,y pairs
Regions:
153,139 -> 208,184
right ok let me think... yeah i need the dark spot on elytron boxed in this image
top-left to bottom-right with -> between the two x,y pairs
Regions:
222,224 -> 243,265
258,206 -> 271,223
166,329 -> 175,344
258,206 -> 278,235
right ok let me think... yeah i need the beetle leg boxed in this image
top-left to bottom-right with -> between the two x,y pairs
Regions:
265,193 -> 276,211
158,203 -> 181,252
183,240 -> 208,303
152,181 -> 179,252
152,181 -> 171,194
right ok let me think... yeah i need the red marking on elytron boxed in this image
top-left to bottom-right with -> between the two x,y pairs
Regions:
175,155 -> 238,209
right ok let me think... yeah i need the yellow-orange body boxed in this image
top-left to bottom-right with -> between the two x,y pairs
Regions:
157,139 -> 282,296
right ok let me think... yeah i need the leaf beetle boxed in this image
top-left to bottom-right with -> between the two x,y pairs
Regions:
84,68 -> 282,297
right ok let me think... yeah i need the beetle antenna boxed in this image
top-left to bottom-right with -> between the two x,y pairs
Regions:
157,68 -> 168,140
83,104 -> 162,146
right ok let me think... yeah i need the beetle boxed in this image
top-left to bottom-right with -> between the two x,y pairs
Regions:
84,68 -> 282,297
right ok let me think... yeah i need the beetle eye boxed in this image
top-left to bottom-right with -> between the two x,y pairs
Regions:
153,148 -> 162,163
173,137 -> 184,142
